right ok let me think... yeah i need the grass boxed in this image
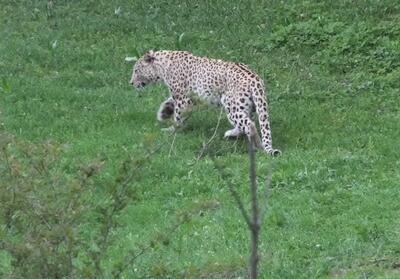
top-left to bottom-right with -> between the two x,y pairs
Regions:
1,0 -> 400,278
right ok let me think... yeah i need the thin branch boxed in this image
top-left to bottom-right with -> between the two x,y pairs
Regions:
168,130 -> 177,158
118,143 -> 164,190
248,135 -> 259,279
207,107 -> 224,146
1,147 -> 13,177
259,169 -> 273,225
211,157 -> 251,229
1,147 -> 17,228
193,106 -> 224,163
113,212 -> 196,279
249,135 -> 259,232
213,135 -> 269,279
226,181 -> 252,229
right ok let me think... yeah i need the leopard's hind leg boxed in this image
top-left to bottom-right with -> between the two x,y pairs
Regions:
221,95 -> 263,149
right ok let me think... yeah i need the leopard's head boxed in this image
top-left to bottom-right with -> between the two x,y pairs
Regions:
130,51 -> 161,89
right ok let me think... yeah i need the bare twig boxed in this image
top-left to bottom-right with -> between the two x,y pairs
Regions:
112,205 -> 214,279
259,170 -> 273,225
233,136 -> 239,153
212,158 -> 252,228
1,146 -> 13,177
212,134 -> 271,279
207,107 -> 225,146
168,130 -> 177,157
248,135 -> 259,279
118,143 -> 164,190
194,106 -> 224,163
112,220 -> 184,279
1,147 -> 16,228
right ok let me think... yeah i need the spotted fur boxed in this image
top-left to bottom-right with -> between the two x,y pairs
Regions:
130,50 -> 280,156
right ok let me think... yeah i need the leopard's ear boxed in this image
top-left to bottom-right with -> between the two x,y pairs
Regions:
144,50 -> 155,63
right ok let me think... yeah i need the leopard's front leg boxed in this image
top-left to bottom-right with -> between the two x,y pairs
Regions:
162,88 -> 193,133
173,90 -> 193,125
157,97 -> 175,122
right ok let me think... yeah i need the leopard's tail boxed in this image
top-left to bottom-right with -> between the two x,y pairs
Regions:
252,86 -> 281,156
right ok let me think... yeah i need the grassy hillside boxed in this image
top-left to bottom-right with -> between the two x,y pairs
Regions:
1,1 -> 399,278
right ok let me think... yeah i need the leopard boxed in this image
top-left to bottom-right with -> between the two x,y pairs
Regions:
130,50 -> 280,156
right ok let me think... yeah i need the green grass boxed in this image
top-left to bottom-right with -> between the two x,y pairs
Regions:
1,0 -> 400,278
